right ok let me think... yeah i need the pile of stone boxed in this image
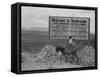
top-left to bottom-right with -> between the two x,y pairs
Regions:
35,45 -> 61,68
77,45 -> 95,66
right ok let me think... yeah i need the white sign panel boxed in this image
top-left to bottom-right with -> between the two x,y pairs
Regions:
49,17 -> 90,40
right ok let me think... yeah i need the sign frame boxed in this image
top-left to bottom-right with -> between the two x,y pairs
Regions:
11,2 -> 98,74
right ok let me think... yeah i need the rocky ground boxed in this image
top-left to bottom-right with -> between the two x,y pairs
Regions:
21,45 -> 95,71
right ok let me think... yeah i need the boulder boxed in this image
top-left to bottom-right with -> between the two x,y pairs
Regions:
77,45 -> 95,66
35,45 -> 61,67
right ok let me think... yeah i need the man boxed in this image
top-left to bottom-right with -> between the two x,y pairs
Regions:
68,36 -> 75,46
68,36 -> 79,63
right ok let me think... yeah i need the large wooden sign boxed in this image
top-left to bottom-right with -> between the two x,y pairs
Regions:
49,16 -> 90,40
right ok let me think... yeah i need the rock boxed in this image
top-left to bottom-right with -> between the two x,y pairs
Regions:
35,45 -> 61,67
36,45 -> 56,59
77,45 -> 95,66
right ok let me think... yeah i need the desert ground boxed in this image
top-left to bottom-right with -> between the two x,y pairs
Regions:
21,30 -> 95,71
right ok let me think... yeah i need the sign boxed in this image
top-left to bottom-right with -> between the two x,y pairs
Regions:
49,16 -> 90,40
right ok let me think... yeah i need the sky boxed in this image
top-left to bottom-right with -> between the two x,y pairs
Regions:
21,6 -> 95,34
